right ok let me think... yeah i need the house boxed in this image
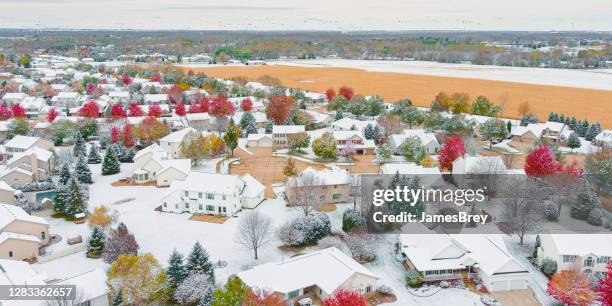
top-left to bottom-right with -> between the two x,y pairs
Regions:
305,110 -> 333,129
183,113 -> 211,132
21,96 -> 47,119
399,234 -> 530,291
0,181 -> 19,204
331,117 -> 377,132
387,130 -> 441,155
108,91 -> 131,104
536,234 -> 612,280
332,130 -> 376,155
143,93 -> 169,104
247,134 -> 273,148
5,147 -> 55,182
160,172 -> 265,215
511,124 -> 546,143
285,167 -> 351,205
0,204 -> 49,261
0,260 -> 109,306
238,247 -> 378,304
54,91 -> 81,108
2,135 -> 54,161
159,127 -> 199,158
132,144 -> 191,187
541,121 -> 568,143
594,130 -> 612,148
452,156 -> 507,175
272,125 -> 306,148
1,92 -> 27,106
381,163 -> 441,176
232,111 -> 268,128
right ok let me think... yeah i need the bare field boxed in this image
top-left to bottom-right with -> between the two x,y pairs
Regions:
185,65 -> 612,127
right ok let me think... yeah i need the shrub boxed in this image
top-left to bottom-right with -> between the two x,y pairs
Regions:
376,285 -> 394,296
277,213 -> 331,246
342,209 -> 366,232
543,202 -> 559,222
405,268 -> 423,288
587,208 -> 604,226
541,258 -> 558,277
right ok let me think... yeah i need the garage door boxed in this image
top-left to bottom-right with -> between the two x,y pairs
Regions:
490,281 -> 508,291
510,279 -> 526,290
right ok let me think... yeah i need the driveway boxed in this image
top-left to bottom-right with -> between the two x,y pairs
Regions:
491,289 -> 541,306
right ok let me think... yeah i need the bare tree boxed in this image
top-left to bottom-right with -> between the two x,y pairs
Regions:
469,158 -> 505,200
285,171 -> 322,216
235,211 -> 272,260
376,114 -> 402,138
43,287 -> 86,306
501,177 -> 545,245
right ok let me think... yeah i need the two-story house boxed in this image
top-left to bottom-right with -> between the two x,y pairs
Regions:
332,130 -> 376,155
272,125 -> 306,148
2,135 -> 54,162
537,234 -> 611,279
0,204 -> 50,261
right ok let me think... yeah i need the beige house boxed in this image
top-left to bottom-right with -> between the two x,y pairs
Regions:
238,247 -> 378,304
2,135 -> 54,161
0,204 -> 49,261
536,234 -> 611,280
332,131 -> 376,155
285,167 -> 351,206
159,127 -> 199,158
183,113 -> 211,132
246,134 -> 273,148
0,182 -> 18,204
5,147 -> 54,182
272,125 -> 306,148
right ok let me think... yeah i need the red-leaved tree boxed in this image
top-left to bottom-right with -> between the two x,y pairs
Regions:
11,103 -> 26,118
326,88 -> 336,101
524,145 -> 561,177
148,103 -> 162,117
47,107 -> 58,122
79,101 -> 100,118
121,74 -> 132,86
167,84 -> 184,104
150,72 -> 162,83
598,261 -> 612,306
438,135 -> 466,171
86,83 -> 96,95
121,124 -> 135,148
266,95 -> 295,124
547,268 -> 596,306
209,96 -> 235,117
242,289 -> 285,306
175,102 -> 186,116
128,103 -> 144,117
323,289 -> 367,306
0,103 -> 12,120
240,98 -> 253,112
338,86 -> 354,100
111,103 -> 127,119
110,126 -> 120,144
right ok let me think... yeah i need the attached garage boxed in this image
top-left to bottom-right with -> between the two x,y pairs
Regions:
247,134 -> 273,148
490,281 -> 508,291
510,279 -> 527,290
482,272 -> 530,292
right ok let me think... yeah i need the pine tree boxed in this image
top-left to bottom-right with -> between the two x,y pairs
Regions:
239,112 -> 255,130
185,241 -> 215,282
579,120 -> 589,137
75,154 -> 93,184
548,112 -> 555,121
506,120 -> 512,134
569,117 -> 577,130
59,162 -> 71,185
585,124 -> 599,141
65,177 -> 85,217
112,290 -> 123,306
559,114 -> 565,123
88,143 -> 101,164
264,122 -> 273,133
567,132 -> 581,150
335,109 -> 344,120
167,249 -> 187,288
364,124 -> 375,140
73,130 -> 86,157
53,184 -> 67,215
245,121 -> 257,136
102,148 -> 121,175
571,180 -> 602,220
87,226 -> 106,256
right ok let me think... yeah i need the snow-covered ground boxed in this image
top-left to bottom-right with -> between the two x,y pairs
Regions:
266,59 -> 612,91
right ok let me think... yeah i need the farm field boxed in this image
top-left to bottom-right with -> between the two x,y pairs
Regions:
183,64 -> 612,127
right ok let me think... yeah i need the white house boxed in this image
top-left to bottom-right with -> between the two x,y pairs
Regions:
144,93 -> 169,105
387,129 -> 441,155
594,130 -> 612,148
331,117 -> 377,132
4,147 -> 55,183
0,203 -> 49,261
108,91 -> 131,104
451,156 -> 507,175
159,127 -> 199,158
161,172 -> 265,215
1,92 -> 26,106
0,181 -> 18,204
536,234 -> 612,279
399,234 -> 530,291
238,247 -> 378,303
272,125 -> 306,148
133,144 -> 191,187
54,92 -> 81,108
332,130 -> 376,155
246,134 -> 273,148
183,113 -> 211,132
2,135 -> 54,162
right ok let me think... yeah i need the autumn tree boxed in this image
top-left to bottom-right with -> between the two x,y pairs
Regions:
287,132 -> 311,153
431,91 -> 451,112
243,289 -> 285,306
450,92 -> 470,114
79,101 -> 100,118
87,205 -> 114,230
524,146 -> 561,177
598,261 -> 612,306
47,107 -> 58,122
338,86 -> 355,100
136,117 -> 169,144
438,135 -> 466,171
107,253 -> 165,305
224,121 -> 240,156
111,103 -> 127,119
180,135 -> 210,165
167,84 -> 184,104
103,222 -> 139,264
323,289 -> 367,306
240,98 -> 253,111
312,132 -> 337,159
547,268 -> 596,306
0,103 -> 12,120
175,102 -> 186,116
517,101 -> 531,118
148,103 -> 162,117
211,277 -> 248,306
283,158 -> 298,177
128,102 -> 144,117
325,88 -> 336,101
266,95 -> 295,124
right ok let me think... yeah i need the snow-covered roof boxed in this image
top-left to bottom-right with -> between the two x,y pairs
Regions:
158,159 -> 192,176
177,172 -> 245,195
247,133 -> 272,141
241,174 -> 266,198
53,269 -> 108,303
186,112 -> 211,121
331,117 -> 377,131
547,234 -> 612,257
543,121 -> 566,133
595,130 -> 612,143
109,91 -> 130,98
305,110 -> 331,124
0,181 -> 16,192
134,143 -> 168,161
7,147 -> 53,165
272,125 -> 305,134
2,92 -> 26,100
299,166 -> 350,186
0,203 -> 49,230
238,247 -> 377,294
0,232 -> 41,244
404,129 -> 440,147
144,94 -> 169,103
3,135 -> 44,150
381,163 -> 441,176
511,123 -> 546,138
332,130 -> 364,141
159,127 -> 197,143
0,258 -> 47,286
452,156 -> 507,174
56,91 -> 80,99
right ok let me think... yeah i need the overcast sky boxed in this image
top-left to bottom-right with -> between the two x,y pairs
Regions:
1,0 -> 611,31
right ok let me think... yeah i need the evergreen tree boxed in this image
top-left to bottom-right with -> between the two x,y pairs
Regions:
185,241 -> 215,282
88,143 -> 102,164
245,121 -> 257,136
65,177 -> 85,217
239,112 -> 255,130
548,112 -> 555,121
75,154 -> 93,184
283,115 -> 294,125
569,117 -> 577,130
53,184 -> 68,215
335,109 -> 344,120
264,122 -> 273,133
364,124 -> 376,140
112,290 -> 123,306
506,120 -> 512,134
559,114 -> 565,123
167,249 -> 187,288
571,180 -> 602,220
299,100 -> 307,110
73,130 -> 86,157
102,148 -> 121,175
585,124 -> 599,141
59,162 -> 71,185
579,120 -> 589,137
567,132 -> 581,151
87,226 -> 106,256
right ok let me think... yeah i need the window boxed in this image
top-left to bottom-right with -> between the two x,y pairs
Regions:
333,194 -> 341,200
287,290 -> 299,299
185,203 -> 189,209
184,191 -> 189,197
206,205 -> 214,211
585,257 -> 594,267
319,195 -> 326,202
597,256 -> 610,264
199,204 -> 203,210
9,251 -> 12,257
198,193 -> 202,198
563,255 -> 576,263
222,195 -> 226,200
41,232 -> 46,240
365,285 -> 372,293
207,193 -> 214,200
163,202 -> 167,207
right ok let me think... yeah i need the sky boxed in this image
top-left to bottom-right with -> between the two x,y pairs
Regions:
1,0 -> 611,31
